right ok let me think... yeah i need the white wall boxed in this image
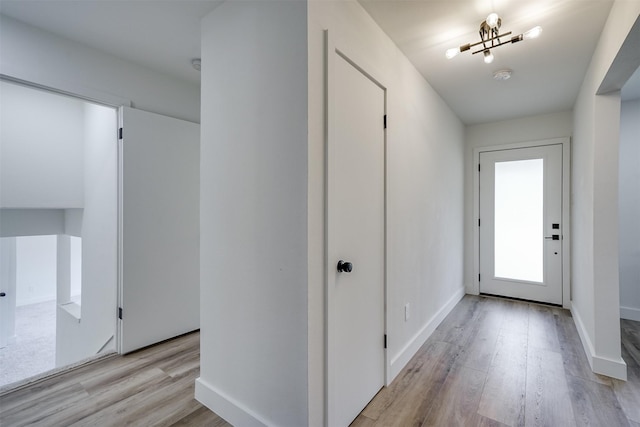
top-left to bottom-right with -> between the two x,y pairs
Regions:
619,99 -> 640,321
571,0 -> 640,380
16,235 -> 57,306
0,14 -> 200,123
308,2 -> 465,425
0,80 -> 84,208
197,2 -> 309,426
57,103 -> 117,366
463,111 -> 573,292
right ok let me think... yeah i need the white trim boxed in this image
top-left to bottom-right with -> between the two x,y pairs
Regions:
621,306 -> 640,321
0,73 -> 131,109
571,303 -> 628,380
388,287 -> 465,383
472,137 -> 571,308
116,107 -> 125,355
195,378 -> 269,427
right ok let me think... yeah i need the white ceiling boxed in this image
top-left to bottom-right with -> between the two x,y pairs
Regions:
0,0 -> 223,85
358,0 -> 618,124
1,0 -> 637,124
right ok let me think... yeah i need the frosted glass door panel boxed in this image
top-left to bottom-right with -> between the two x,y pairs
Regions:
494,159 -> 543,282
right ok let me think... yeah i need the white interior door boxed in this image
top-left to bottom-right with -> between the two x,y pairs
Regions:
327,48 -> 386,427
118,107 -> 200,354
0,237 -> 17,348
479,144 -> 563,305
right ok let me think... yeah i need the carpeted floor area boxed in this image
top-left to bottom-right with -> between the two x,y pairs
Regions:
0,300 -> 56,388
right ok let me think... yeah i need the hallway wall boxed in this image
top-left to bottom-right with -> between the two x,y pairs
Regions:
619,99 -> 640,321
571,0 -> 640,380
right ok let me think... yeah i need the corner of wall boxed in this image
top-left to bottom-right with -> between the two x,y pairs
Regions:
570,302 -> 628,380
195,378 -> 270,427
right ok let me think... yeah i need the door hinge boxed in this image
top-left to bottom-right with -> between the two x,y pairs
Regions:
383,115 -> 387,129
478,163 -> 481,172
118,307 -> 123,320
478,274 -> 481,282
478,218 -> 481,227
118,127 -> 123,140
384,334 -> 387,349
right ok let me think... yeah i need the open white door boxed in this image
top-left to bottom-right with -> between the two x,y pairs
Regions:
118,107 -> 199,354
0,238 -> 17,349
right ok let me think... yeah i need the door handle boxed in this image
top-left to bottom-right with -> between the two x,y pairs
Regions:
544,235 -> 560,240
337,260 -> 353,273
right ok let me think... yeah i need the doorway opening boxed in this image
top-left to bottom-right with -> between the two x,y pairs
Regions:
0,79 -> 118,389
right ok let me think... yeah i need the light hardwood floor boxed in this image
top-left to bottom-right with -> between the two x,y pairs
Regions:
1,295 -> 638,426
353,295 -> 640,427
0,331 -> 230,427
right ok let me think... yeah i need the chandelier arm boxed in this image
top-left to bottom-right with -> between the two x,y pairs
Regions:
464,31 -> 512,50
470,37 -> 516,55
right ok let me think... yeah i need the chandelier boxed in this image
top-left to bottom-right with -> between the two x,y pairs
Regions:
445,13 -> 542,64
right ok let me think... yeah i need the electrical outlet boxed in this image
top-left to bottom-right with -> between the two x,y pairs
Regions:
404,303 -> 410,322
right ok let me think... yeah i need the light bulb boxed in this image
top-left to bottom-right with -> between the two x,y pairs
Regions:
446,47 -> 460,59
486,13 -> 500,28
523,26 -> 542,40
483,50 -> 494,64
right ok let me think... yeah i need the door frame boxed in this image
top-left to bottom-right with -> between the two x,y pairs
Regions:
472,137 -> 571,308
1,73 -> 129,354
325,30 -> 388,425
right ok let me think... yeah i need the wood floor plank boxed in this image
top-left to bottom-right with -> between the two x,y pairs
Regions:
499,299 -> 530,335
364,341 -> 460,426
612,366 -> 640,424
477,330 -> 528,426
525,346 -> 576,427
29,368 -> 173,427
421,364 -> 487,427
566,374 -> 630,427
359,340 -> 449,420
68,373 -> 197,426
169,405 -> 231,427
528,304 -> 561,352
0,383 -> 89,426
455,309 -> 501,373
554,312 -> 613,386
621,320 -> 640,369
350,414 -> 377,427
430,296 -> 484,346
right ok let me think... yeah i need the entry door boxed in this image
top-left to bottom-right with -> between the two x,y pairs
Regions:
327,48 -> 385,427
118,107 -> 200,354
479,144 -> 563,305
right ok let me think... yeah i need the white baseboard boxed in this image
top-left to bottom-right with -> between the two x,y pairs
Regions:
195,377 -> 269,427
387,287 -> 465,383
570,303 -> 627,381
620,306 -> 640,322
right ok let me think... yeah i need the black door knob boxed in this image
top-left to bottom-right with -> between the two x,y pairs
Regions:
337,260 -> 353,273
0,292 -> 5,297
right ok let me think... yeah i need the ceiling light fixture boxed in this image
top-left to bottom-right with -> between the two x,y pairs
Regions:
493,69 -> 513,81
445,13 -> 541,63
